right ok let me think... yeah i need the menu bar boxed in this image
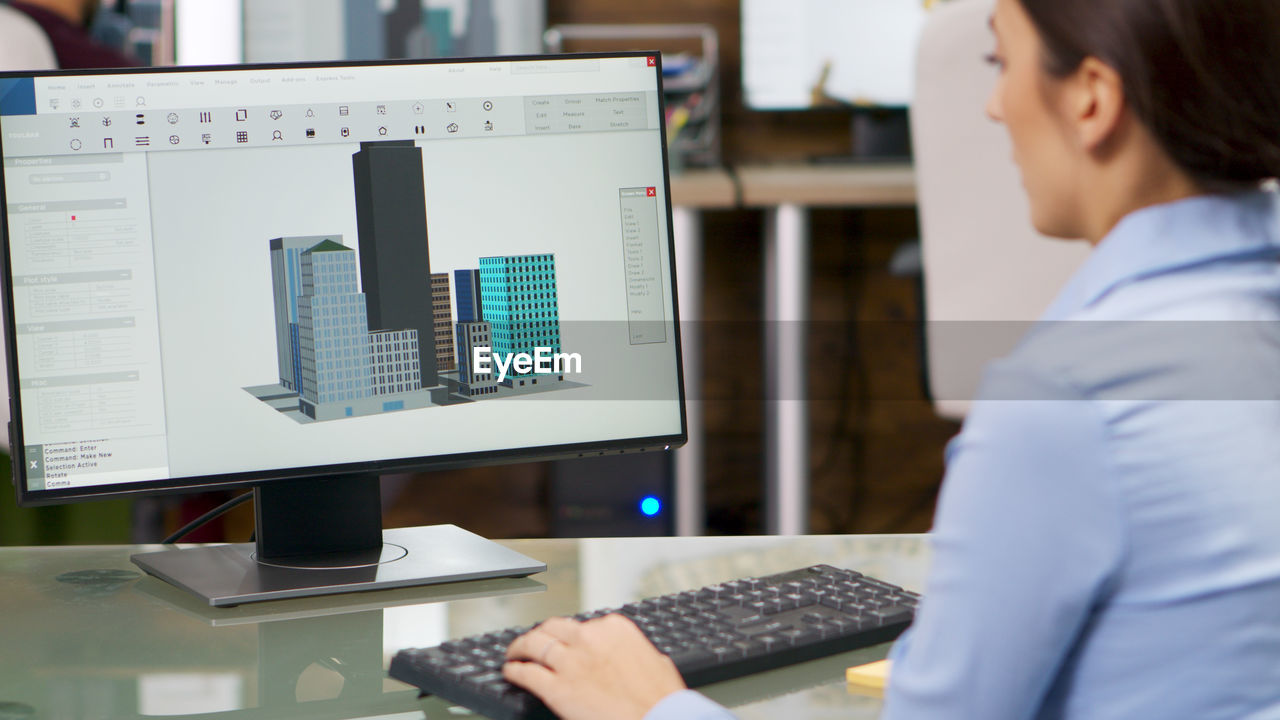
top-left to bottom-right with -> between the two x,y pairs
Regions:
1,92 -> 656,158
31,56 -> 657,115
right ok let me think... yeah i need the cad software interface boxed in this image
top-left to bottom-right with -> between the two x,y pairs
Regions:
0,56 -> 682,493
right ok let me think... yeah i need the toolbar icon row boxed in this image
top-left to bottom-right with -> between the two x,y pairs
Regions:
64,116 -> 502,153
51,96 -> 138,110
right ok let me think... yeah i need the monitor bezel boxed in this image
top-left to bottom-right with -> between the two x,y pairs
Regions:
0,51 -> 688,508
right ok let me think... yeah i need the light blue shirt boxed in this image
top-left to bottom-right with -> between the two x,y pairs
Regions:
645,190 -> 1280,720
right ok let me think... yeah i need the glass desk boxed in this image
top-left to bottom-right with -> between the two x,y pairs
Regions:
0,534 -> 930,719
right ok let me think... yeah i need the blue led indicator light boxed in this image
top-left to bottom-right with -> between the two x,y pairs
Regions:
640,496 -> 661,517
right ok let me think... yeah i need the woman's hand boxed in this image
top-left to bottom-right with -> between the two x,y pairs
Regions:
504,614 -> 687,720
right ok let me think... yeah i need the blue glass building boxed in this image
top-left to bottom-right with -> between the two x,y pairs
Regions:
478,254 -> 562,377
454,268 -> 483,323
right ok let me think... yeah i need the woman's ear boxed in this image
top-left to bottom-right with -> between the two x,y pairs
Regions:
1066,56 -> 1127,153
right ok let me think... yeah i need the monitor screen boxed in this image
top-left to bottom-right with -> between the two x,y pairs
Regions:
742,0 -> 931,110
0,54 -> 684,506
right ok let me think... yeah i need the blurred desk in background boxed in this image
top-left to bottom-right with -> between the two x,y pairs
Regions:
737,163 -> 917,207
736,164 -> 918,536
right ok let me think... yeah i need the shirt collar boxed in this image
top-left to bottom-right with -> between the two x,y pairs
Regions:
1041,189 -> 1280,320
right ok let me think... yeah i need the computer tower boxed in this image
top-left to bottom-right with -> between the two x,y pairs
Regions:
550,453 -> 673,537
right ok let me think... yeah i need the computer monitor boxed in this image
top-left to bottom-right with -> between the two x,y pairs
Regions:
741,0 -> 932,158
0,52 -> 685,606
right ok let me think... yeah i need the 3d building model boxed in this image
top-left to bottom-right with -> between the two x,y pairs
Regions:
247,142 -> 581,423
282,238 -> 432,421
476,254 -> 563,388
455,320 -> 498,397
352,140 -> 439,390
431,273 -> 456,372
270,234 -> 335,392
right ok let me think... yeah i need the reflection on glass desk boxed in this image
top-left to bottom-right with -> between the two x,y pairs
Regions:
0,535 -> 929,720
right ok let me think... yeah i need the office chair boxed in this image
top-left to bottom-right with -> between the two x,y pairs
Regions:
911,0 -> 1089,419
0,3 -> 58,453
0,3 -> 58,71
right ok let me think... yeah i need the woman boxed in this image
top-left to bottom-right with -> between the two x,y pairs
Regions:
501,0 -> 1280,717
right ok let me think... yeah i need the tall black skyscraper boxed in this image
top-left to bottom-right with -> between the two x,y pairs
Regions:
383,0 -> 420,59
352,140 -> 438,388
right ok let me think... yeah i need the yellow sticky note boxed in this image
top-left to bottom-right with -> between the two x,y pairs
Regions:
846,659 -> 891,698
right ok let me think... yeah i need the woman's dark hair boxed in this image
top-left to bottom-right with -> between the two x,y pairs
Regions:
1018,0 -> 1280,188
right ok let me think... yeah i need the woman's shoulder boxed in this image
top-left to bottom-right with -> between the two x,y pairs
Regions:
995,255 -> 1280,405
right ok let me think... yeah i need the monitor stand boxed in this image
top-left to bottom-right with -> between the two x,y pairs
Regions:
131,473 -> 546,607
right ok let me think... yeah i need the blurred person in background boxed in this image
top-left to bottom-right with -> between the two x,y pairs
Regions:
5,0 -> 138,68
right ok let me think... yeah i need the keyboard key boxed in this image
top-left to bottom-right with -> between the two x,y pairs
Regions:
666,647 -> 715,671
778,627 -> 821,646
709,644 -> 741,662
468,670 -> 504,686
741,619 -> 790,635
825,615 -> 867,633
863,578 -> 901,593
870,605 -> 914,625
445,663 -> 479,679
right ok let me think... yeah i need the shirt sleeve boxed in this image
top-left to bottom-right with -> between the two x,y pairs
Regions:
882,362 -> 1127,719
643,690 -> 738,720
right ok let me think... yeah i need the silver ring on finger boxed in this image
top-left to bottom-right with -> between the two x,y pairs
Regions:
538,638 -> 558,666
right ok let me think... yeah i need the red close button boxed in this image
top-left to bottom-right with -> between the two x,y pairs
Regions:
647,56 -> 657,67
646,187 -> 656,197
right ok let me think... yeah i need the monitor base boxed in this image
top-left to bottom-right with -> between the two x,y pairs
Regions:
131,524 -> 546,607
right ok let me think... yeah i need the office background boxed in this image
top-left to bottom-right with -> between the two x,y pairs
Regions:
0,0 -> 959,545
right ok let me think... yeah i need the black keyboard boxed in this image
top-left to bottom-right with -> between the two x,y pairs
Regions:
389,564 -> 920,720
